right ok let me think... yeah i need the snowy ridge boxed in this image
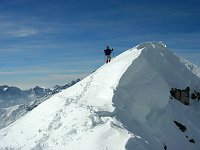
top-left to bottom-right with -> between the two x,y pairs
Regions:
135,42 -> 199,89
0,42 -> 200,150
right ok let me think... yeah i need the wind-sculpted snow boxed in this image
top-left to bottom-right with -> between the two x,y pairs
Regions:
112,42 -> 200,149
0,42 -> 200,150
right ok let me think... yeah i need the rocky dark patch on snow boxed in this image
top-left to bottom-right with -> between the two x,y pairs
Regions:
189,139 -> 195,143
173,120 -> 187,132
164,144 -> 167,150
191,90 -> 200,101
170,87 -> 190,105
173,120 -> 197,144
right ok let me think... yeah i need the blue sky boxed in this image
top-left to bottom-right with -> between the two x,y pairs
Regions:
0,0 -> 200,89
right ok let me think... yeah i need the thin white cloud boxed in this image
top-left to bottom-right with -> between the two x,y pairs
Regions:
0,15 -> 60,39
0,21 -> 39,38
10,28 -> 38,37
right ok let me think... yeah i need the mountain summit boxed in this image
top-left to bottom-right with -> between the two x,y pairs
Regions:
0,42 -> 200,150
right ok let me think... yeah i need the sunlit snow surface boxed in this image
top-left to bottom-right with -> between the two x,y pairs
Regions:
0,42 -> 200,150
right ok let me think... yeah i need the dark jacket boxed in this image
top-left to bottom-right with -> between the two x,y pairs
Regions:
104,48 -> 113,55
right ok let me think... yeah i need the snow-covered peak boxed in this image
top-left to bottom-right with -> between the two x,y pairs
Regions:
135,41 -> 167,50
3,88 -> 8,92
136,41 -> 199,89
0,42 -> 200,150
0,85 -> 9,91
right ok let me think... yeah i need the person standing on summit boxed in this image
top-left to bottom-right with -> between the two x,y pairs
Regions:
104,46 -> 114,63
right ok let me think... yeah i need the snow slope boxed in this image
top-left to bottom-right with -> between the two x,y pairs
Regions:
0,42 -> 200,150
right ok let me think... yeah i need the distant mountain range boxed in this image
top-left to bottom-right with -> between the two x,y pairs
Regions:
0,79 -> 81,129
0,79 -> 81,108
